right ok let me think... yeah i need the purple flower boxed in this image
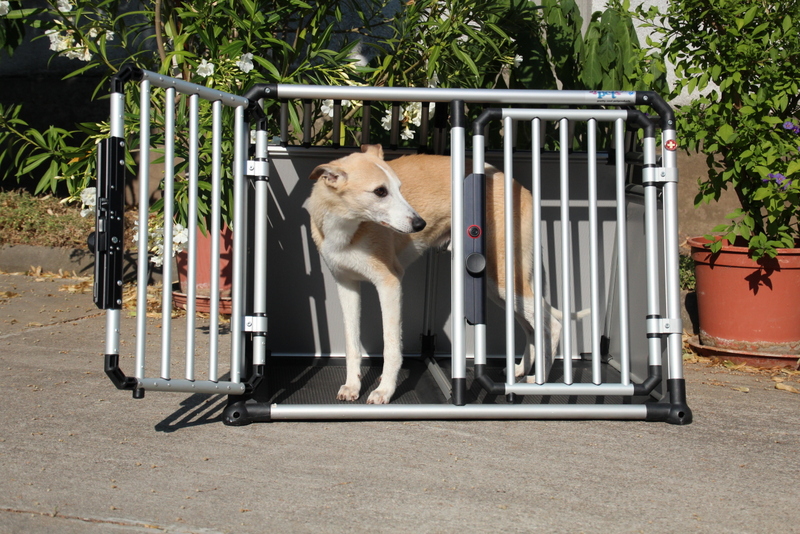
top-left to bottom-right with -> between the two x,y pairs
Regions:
784,121 -> 795,130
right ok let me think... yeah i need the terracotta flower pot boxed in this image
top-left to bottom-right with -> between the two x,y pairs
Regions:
689,236 -> 800,356
173,226 -> 233,315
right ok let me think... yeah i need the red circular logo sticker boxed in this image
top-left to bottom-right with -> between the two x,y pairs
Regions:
665,139 -> 678,151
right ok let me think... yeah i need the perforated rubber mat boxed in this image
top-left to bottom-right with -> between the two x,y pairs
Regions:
259,357 -> 655,406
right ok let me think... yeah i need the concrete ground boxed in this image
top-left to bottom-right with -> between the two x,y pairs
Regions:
1,272 -> 799,534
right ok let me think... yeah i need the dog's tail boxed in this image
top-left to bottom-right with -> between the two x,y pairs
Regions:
547,301 -> 592,322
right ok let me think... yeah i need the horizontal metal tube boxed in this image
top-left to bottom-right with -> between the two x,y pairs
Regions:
138,69 -> 250,107
504,382 -> 635,396
275,85 -> 638,106
502,108 -> 629,122
269,404 -> 647,421
138,378 -> 246,395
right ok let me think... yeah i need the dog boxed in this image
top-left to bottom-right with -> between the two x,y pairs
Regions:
305,144 -> 570,404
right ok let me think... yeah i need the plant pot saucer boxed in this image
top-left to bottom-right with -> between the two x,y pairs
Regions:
172,291 -> 232,315
687,336 -> 800,370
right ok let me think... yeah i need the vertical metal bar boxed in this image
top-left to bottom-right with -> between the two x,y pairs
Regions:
422,251 -> 439,339
420,102 -> 430,151
503,116 -> 516,387
302,100 -> 312,147
614,118 -> 631,384
332,100 -> 342,147
587,119 -> 602,384
661,129 -> 684,381
559,118 -> 573,384
531,118 -> 545,385
209,100 -> 222,382
361,101 -> 371,145
105,87 -> 125,373
643,133 -> 662,376
472,129 -> 486,372
185,94 -> 199,381
280,101 -> 289,146
135,80 -> 151,379
390,103 -> 400,149
252,121 -> 269,367
230,106 -> 246,383
160,87 -> 176,380
450,101 -> 466,405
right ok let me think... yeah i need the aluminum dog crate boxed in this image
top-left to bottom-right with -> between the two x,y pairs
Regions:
95,66 -> 691,424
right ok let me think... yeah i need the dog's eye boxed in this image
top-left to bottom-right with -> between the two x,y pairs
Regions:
373,186 -> 388,198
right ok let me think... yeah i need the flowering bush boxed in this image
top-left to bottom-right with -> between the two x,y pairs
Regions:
639,0 -> 800,260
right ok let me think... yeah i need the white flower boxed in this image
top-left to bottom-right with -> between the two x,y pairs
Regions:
56,0 -> 72,13
196,59 -> 214,78
45,27 -> 92,61
46,29 -> 71,53
320,99 -> 351,118
400,126 -> 414,140
133,218 -> 189,266
236,53 -> 254,73
79,187 -> 96,217
513,55 -> 523,68
0,1 -> 10,16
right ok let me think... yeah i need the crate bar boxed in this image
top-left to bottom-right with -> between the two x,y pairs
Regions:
503,116 -> 516,388
613,118 -> 631,384
209,101 -> 222,381
273,85 -> 639,107
643,131 -> 663,377
137,69 -> 250,108
161,86 -> 176,380
252,121 -> 269,367
531,118 -> 545,385
138,378 -> 245,395
185,94 -> 200,380
230,106 -> 247,382
450,101 -> 467,405
661,129 -> 684,383
469,120 -> 489,386
558,117 -> 574,383
267,403 -> 647,421
586,119 -> 602,384
101,82 -> 126,371
135,80 -> 151,380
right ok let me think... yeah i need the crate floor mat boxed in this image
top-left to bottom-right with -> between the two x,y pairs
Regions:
260,357 -> 656,406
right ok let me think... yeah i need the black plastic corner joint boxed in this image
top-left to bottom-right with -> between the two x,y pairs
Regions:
635,91 -> 676,131
110,64 -> 143,94
104,354 -> 138,391
645,379 -> 692,425
243,83 -> 278,121
473,108 -> 503,137
633,364 -> 662,396
474,364 -> 505,395
626,110 -> 656,139
223,399 -> 272,426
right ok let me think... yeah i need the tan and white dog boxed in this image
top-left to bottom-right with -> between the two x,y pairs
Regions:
306,144 -> 567,404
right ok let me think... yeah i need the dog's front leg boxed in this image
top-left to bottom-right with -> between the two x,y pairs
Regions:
335,277 -> 363,401
368,275 -> 403,404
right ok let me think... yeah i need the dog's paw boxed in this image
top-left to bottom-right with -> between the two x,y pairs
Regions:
336,384 -> 360,401
366,388 -> 393,404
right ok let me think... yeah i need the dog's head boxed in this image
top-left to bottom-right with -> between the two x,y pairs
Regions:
308,144 -> 426,234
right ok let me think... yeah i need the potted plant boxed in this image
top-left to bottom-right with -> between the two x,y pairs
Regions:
639,0 -> 800,365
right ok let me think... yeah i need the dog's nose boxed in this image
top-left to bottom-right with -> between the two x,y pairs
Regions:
411,216 -> 427,232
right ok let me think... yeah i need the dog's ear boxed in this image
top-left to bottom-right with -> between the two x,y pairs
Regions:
309,165 -> 347,188
360,144 -> 384,159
